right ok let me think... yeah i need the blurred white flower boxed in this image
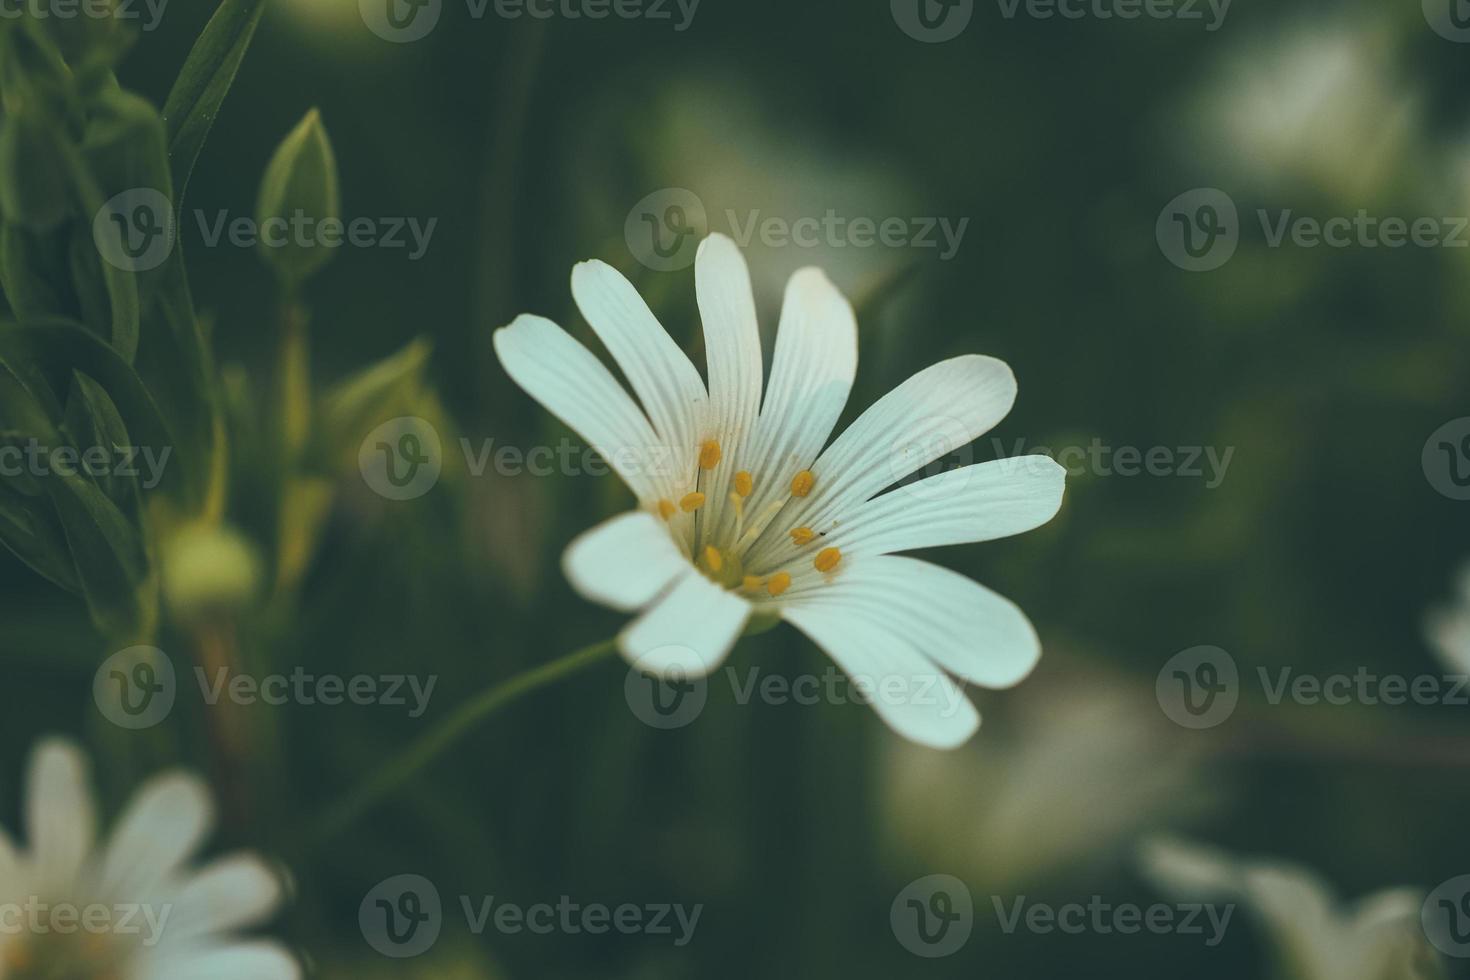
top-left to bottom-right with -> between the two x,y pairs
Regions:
1141,837 -> 1441,980
1425,563 -> 1470,675
881,675 -> 1214,890
495,233 -> 1065,748
1184,16 -> 1420,202
0,738 -> 297,980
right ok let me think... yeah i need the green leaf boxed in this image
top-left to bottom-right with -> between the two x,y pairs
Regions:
0,318 -> 187,503
161,0 -> 269,203
256,109 -> 341,288
64,370 -> 140,516
0,108 -> 73,231
0,220 -> 70,319
0,484 -> 81,593
46,468 -> 155,639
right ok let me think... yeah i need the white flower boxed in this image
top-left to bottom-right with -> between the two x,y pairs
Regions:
1140,837 -> 1440,980
1425,563 -> 1470,676
493,233 -> 1065,748
0,738 -> 298,980
883,677 -> 1215,890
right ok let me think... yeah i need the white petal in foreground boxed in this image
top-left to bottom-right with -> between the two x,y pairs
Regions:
781,602 -> 980,748
97,771 -> 213,900
782,556 -> 1041,689
149,941 -> 302,980
571,259 -> 708,452
693,235 -> 764,538
26,737 -> 96,894
493,315 -> 669,502
167,854 -> 287,941
696,233 -> 763,442
563,511 -> 689,612
738,267 -> 858,527
620,571 -> 751,678
746,355 -> 1016,567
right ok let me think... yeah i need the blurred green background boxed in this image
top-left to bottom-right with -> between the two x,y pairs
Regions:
3,0 -> 1470,976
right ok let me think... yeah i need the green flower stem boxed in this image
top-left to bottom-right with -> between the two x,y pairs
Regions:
310,637 -> 618,840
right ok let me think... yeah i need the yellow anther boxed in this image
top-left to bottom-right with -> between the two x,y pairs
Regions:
733,471 -> 753,497
704,546 -> 724,573
679,492 -> 706,513
742,575 -> 765,591
657,499 -> 676,520
766,572 -> 792,597
814,547 -> 842,573
789,527 -> 815,545
790,470 -> 815,497
699,440 -> 722,470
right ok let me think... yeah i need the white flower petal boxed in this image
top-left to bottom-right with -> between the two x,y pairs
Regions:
619,570 -> 751,678
746,355 -> 1016,567
494,314 -> 671,502
765,457 -> 1064,571
781,556 -> 1040,688
734,267 -> 857,541
563,511 -> 688,612
97,772 -> 213,900
693,234 -> 764,540
781,602 -> 979,749
148,940 -> 301,980
25,738 -> 96,894
571,259 -> 708,459
167,854 -> 286,940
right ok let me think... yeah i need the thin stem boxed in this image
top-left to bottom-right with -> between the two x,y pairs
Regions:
309,638 -> 618,841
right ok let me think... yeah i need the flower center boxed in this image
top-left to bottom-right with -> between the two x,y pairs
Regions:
2,929 -> 124,980
652,439 -> 843,597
